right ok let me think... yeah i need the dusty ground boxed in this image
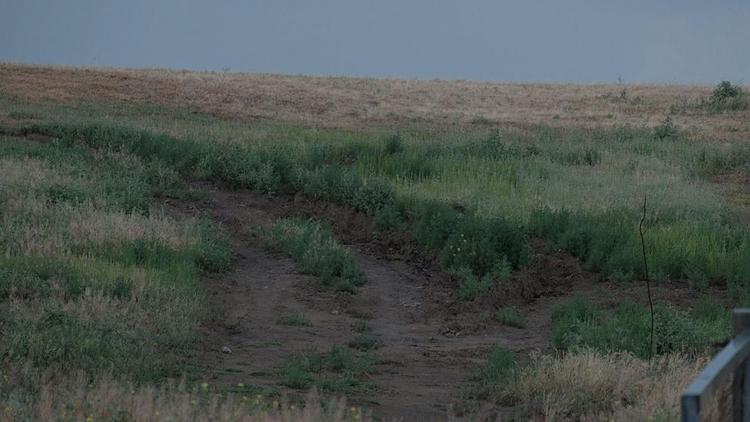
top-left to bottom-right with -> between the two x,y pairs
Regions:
163,183 -> 725,420
1,63 -> 748,140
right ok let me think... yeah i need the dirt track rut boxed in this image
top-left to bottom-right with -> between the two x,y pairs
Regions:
168,186 -> 553,420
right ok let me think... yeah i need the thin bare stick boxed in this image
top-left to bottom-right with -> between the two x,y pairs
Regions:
639,195 -> 655,359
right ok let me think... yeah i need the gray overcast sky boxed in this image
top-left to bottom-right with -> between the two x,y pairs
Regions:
1,0 -> 748,83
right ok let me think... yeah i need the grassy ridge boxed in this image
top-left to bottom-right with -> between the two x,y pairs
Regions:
18,120 -> 750,298
23,122 -> 528,291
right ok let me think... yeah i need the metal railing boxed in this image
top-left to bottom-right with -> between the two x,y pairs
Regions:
682,309 -> 750,422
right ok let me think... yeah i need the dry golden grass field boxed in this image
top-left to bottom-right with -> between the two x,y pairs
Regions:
1,63 -> 748,139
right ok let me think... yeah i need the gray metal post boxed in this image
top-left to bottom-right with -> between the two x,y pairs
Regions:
682,394 -> 700,422
735,309 -> 750,422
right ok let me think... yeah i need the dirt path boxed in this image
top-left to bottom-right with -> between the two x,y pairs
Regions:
165,184 -> 726,421
166,186 -> 555,420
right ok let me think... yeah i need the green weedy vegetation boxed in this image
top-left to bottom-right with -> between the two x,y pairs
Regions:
277,346 -> 376,393
474,346 -> 518,399
277,313 -> 313,327
6,112 -> 750,300
11,118 -> 750,298
0,136 -> 231,404
495,308 -> 526,328
268,218 -> 364,292
703,81 -> 749,113
551,296 -> 731,358
348,334 -> 381,351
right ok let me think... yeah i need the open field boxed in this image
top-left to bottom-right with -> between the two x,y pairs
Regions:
1,64 -> 749,420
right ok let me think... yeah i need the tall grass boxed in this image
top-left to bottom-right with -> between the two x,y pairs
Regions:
0,137 -> 231,406
1,373 -> 369,421
500,351 -> 706,420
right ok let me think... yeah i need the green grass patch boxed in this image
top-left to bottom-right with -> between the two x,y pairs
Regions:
495,308 -> 526,328
551,297 -> 731,358
268,218 -> 364,292
475,346 -> 518,399
277,346 -> 376,393
276,314 -> 312,327
347,335 -> 381,351
0,136 -> 231,389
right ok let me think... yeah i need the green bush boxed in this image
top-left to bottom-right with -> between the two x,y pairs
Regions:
412,201 -> 463,251
441,216 -> 528,275
374,203 -> 405,231
671,81 -> 748,114
705,81 -> 748,112
454,267 -> 497,301
351,178 -> 393,213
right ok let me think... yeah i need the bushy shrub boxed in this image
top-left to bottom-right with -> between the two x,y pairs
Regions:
442,215 -> 528,275
374,203 -> 405,231
701,81 -> 748,113
452,267 -> 498,300
351,179 -> 393,214
708,81 -> 748,111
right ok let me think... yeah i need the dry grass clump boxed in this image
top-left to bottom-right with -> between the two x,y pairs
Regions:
0,153 -> 196,257
0,157 -> 55,187
0,374 -> 369,422
67,206 -> 199,250
504,351 -> 707,421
